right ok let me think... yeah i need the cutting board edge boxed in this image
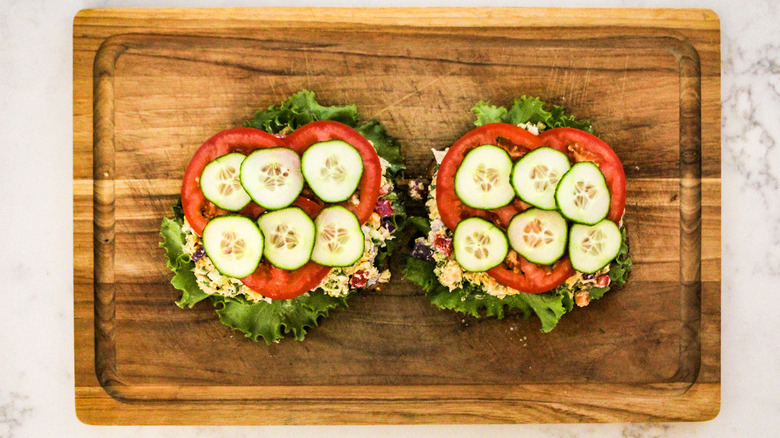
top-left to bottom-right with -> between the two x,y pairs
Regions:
73,7 -> 721,30
74,381 -> 720,425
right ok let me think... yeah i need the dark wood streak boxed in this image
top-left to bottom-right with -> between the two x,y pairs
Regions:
93,36 -> 127,396
675,34 -> 704,385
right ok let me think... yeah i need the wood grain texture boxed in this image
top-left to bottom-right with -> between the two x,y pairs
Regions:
73,7 -> 721,424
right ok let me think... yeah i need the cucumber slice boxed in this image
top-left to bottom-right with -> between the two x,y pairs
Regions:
311,206 -> 365,267
512,147 -> 571,210
301,140 -> 364,203
240,147 -> 304,210
256,207 -> 315,271
202,215 -> 264,278
569,219 -> 621,273
199,153 -> 252,211
453,217 -> 509,272
555,161 -> 611,225
506,208 -> 568,265
454,145 -> 515,209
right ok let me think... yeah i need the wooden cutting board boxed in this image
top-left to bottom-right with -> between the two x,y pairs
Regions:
73,8 -> 721,424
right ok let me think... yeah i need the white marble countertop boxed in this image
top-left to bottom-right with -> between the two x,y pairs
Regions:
1,0 -> 776,436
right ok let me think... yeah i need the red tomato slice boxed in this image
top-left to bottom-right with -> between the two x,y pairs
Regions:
240,196 -> 332,300
488,256 -> 575,294
538,127 -> 626,223
436,123 -> 575,294
181,127 -> 285,235
436,123 -> 545,231
285,120 -> 381,224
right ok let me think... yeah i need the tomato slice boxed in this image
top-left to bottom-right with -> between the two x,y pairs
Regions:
240,196 -> 332,300
436,123 -> 574,294
182,127 -> 285,235
538,127 -> 626,223
285,120 -> 381,224
436,123 -> 545,231
488,256 -> 575,294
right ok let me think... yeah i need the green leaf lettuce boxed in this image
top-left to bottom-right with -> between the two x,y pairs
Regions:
404,257 -> 567,333
472,96 -> 596,134
159,207 -> 209,309
406,96 -> 631,332
212,293 -> 347,345
245,89 -> 359,134
161,90 -> 405,344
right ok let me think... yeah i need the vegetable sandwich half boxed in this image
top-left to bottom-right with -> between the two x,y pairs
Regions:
160,91 -> 406,344
404,97 -> 632,332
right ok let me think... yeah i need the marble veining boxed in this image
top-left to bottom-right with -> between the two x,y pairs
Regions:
1,0 -> 778,436
0,392 -> 32,438
722,38 -> 780,277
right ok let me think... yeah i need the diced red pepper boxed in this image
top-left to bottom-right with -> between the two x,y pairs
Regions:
433,235 -> 453,257
350,270 -> 369,289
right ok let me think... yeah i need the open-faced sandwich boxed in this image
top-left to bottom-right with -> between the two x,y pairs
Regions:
160,91 -> 405,344
405,97 -> 632,332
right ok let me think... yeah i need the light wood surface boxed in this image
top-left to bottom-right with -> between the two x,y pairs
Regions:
73,7 -> 721,424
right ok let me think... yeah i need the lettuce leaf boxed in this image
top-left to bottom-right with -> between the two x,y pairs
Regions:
402,257 -> 442,294
472,103 -> 508,127
159,209 -> 209,309
245,89 -> 359,134
357,120 -> 405,176
211,293 -> 347,345
472,96 -> 595,134
403,257 -> 567,333
407,216 -> 432,235
608,227 -> 632,288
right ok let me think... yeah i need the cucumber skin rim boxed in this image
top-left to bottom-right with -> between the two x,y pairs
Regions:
511,147 -> 571,211
199,152 -> 253,212
567,219 -> 621,274
311,205 -> 365,268
454,144 -> 515,210
300,140 -> 364,204
256,206 -> 316,271
202,214 -> 264,278
453,216 -> 509,273
239,147 -> 304,211
554,161 -> 611,225
506,208 -> 568,266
